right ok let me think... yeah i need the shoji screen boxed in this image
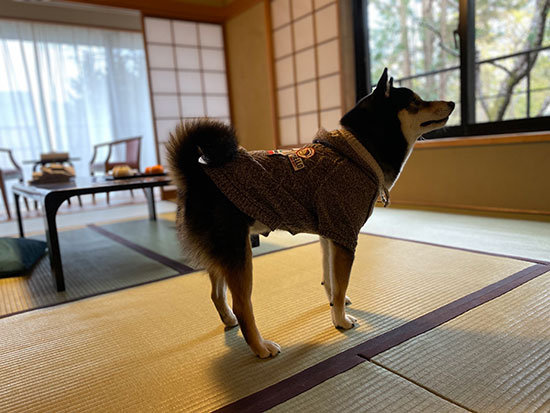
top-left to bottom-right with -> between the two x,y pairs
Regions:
270,0 -> 343,147
143,17 -> 230,166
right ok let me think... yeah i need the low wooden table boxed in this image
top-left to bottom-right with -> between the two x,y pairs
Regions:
12,175 -> 172,292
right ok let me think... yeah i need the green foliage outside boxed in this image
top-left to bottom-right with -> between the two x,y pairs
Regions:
368,0 -> 549,124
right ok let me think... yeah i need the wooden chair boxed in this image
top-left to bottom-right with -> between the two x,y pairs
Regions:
0,148 -> 29,220
90,136 -> 142,203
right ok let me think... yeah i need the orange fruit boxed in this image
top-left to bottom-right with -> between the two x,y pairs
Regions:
151,165 -> 164,174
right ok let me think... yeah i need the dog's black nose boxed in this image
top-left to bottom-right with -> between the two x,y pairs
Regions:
448,101 -> 455,110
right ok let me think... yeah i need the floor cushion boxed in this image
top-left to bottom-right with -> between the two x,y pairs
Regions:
0,238 -> 47,277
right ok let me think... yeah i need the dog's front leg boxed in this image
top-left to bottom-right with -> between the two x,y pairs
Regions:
320,236 -> 352,306
328,240 -> 357,329
224,237 -> 280,358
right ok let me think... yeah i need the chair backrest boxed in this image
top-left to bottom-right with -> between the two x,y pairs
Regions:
90,136 -> 142,174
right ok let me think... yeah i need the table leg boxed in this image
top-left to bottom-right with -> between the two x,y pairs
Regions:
14,193 -> 24,238
145,187 -> 157,221
43,195 -> 65,292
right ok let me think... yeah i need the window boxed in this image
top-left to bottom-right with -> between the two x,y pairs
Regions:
0,19 -> 155,175
353,0 -> 550,138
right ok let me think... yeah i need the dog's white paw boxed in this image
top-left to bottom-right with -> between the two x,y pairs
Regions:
221,312 -> 239,328
254,340 -> 281,359
332,313 -> 357,330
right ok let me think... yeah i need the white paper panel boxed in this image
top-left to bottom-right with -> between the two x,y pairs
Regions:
201,49 -> 225,71
299,112 -> 318,143
295,48 -> 316,83
278,116 -> 298,146
214,117 -> 231,125
175,47 -> 200,70
273,26 -> 293,58
292,0 -> 312,19
320,108 -> 341,131
180,95 -> 205,117
144,18 -> 172,43
206,96 -> 229,117
275,56 -> 295,87
157,142 -> 177,169
146,18 -> 232,154
293,15 -> 314,51
153,95 -> 180,118
297,80 -> 318,113
203,72 -> 227,94
271,0 -> 291,29
316,39 -> 340,76
173,21 -> 198,45
277,87 -> 296,116
156,119 -> 180,143
147,45 -> 175,69
314,0 -> 335,9
199,23 -> 223,48
315,4 -> 338,43
150,70 -> 177,93
178,71 -> 203,94
319,74 -> 341,109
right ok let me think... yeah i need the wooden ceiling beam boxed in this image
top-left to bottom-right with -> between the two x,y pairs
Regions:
64,0 -> 263,23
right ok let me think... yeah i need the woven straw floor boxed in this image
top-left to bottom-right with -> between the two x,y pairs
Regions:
0,218 -> 317,318
1,234 -> 545,412
0,226 -> 176,317
270,361 -> 467,412
372,271 -> 550,413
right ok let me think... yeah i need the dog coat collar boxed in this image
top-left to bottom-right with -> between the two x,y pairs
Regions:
316,129 -> 391,207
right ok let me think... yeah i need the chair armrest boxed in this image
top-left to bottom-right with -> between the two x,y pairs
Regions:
0,148 -> 23,174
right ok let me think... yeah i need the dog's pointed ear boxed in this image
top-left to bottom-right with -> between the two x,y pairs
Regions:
374,68 -> 390,98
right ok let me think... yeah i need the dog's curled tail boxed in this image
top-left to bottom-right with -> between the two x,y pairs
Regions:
166,119 -> 239,189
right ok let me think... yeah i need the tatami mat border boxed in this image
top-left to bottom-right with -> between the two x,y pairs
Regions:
88,223 -> 321,269
360,231 -> 550,265
215,263 -> 550,412
88,224 -> 195,274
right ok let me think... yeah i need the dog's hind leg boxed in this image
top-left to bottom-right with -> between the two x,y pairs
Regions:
328,239 -> 357,329
209,271 -> 238,328
222,236 -> 281,358
320,236 -> 352,306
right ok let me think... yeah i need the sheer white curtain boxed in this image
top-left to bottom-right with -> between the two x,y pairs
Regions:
0,19 -> 155,179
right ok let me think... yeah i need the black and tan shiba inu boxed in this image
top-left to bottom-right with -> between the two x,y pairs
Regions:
166,69 -> 454,358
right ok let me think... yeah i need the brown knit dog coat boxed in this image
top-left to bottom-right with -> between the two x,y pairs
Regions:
202,129 -> 387,252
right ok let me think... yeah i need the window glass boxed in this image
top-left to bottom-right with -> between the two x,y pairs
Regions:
475,0 -> 550,121
368,0 -> 460,125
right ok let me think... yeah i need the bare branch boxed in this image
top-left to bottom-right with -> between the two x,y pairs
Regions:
419,20 -> 459,58
537,95 -> 550,116
486,61 -> 514,76
475,65 -> 491,120
493,0 -> 550,120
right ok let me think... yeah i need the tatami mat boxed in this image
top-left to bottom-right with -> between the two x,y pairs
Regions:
0,234 -> 536,412
0,218 -> 317,318
373,271 -> 550,413
269,361 -> 467,413
0,227 -> 176,317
